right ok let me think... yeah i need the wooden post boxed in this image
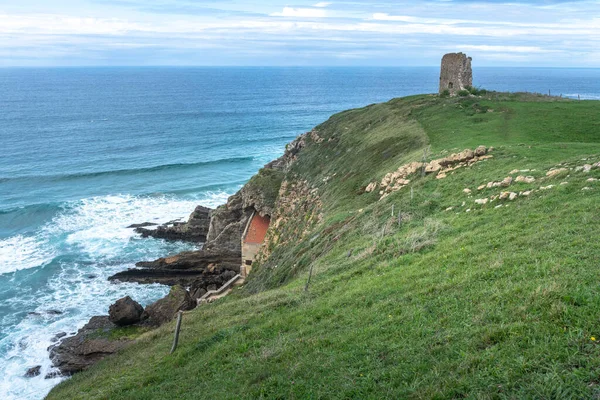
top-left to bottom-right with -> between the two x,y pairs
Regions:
170,311 -> 183,354
304,264 -> 314,292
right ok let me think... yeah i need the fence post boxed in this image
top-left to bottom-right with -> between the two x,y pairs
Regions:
170,311 -> 183,354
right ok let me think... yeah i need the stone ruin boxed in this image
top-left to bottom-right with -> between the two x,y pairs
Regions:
439,52 -> 472,95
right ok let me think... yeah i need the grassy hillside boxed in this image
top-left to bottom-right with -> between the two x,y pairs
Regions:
48,93 -> 600,399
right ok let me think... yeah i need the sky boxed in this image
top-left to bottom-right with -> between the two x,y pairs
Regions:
0,0 -> 599,67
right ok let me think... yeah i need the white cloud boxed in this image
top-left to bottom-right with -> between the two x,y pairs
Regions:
313,2 -> 331,7
459,45 -> 559,54
270,7 -> 327,18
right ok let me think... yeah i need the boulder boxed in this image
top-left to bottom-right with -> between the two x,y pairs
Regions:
135,206 -> 211,243
108,296 -> 144,326
143,285 -> 195,326
24,365 -> 41,378
500,177 -> 513,187
49,316 -> 131,375
474,146 -> 487,157
515,176 -> 535,184
546,168 -> 568,178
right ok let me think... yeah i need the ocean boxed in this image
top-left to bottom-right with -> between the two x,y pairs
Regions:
1,66 -> 599,399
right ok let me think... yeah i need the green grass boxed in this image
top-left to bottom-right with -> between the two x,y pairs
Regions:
48,93 -> 600,399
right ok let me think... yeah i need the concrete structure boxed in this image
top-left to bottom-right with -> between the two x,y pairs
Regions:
439,53 -> 472,95
241,211 -> 270,277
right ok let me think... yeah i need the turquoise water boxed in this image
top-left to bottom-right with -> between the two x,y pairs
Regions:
1,67 -> 599,399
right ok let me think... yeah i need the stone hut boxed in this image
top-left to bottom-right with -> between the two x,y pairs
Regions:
241,211 -> 270,277
439,52 -> 472,95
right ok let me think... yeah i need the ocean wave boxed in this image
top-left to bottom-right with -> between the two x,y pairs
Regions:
0,192 -> 229,276
0,191 -> 231,398
564,93 -> 600,100
0,156 -> 255,184
0,235 -> 56,275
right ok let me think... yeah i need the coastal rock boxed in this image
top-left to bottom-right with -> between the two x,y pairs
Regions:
109,250 -> 240,287
135,205 -> 211,243
108,296 -> 144,326
127,222 -> 158,229
264,132 -> 307,171
24,365 -> 41,378
143,285 -> 195,326
49,316 -> 131,375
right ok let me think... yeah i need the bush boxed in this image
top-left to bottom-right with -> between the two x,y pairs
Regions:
466,86 -> 488,96
440,89 -> 450,98
458,89 -> 470,97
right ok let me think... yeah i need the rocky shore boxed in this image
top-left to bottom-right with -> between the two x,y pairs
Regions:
44,133 -> 303,377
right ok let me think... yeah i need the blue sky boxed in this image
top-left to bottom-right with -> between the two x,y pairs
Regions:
0,0 -> 598,66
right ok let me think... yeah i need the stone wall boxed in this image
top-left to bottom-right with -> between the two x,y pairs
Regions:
439,52 -> 472,94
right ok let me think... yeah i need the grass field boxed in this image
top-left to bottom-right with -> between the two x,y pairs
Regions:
47,93 -> 600,399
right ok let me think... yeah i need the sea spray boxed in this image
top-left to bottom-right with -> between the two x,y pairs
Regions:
0,192 -> 229,400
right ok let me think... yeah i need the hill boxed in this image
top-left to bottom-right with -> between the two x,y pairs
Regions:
48,92 -> 600,399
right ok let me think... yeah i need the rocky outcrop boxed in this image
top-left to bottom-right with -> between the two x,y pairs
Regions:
49,316 -> 131,375
134,206 -> 211,243
366,146 -> 492,200
203,192 -> 252,254
109,250 -> 241,300
143,285 -> 195,326
265,132 -> 308,171
24,365 -> 41,378
439,52 -> 472,94
108,296 -> 144,326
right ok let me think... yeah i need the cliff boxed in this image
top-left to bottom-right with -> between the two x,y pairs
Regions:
48,92 -> 600,399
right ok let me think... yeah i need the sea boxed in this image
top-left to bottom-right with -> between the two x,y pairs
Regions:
1,66 -> 599,399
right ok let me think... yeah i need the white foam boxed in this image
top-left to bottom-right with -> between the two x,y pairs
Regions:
0,235 -> 55,275
564,93 -> 600,100
0,191 -> 233,399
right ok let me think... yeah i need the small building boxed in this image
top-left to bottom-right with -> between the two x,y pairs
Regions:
439,52 -> 473,95
241,211 -> 271,277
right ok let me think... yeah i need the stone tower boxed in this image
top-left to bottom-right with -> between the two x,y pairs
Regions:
439,53 -> 472,95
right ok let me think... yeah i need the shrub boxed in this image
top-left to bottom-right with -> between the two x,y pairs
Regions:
467,86 -> 488,96
440,89 -> 450,98
458,89 -> 470,97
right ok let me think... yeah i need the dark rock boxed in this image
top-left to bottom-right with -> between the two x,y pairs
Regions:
207,284 -> 217,292
108,296 -> 144,326
265,133 -> 306,172
85,274 -> 97,279
28,312 -> 41,317
49,316 -> 131,375
51,332 -> 67,342
143,285 -> 194,326
45,371 -> 62,379
46,310 -> 63,315
127,222 -> 158,229
24,365 -> 41,377
191,287 -> 207,300
135,206 -> 211,243
108,250 -> 240,286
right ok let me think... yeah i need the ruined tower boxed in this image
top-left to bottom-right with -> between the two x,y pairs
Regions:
439,53 -> 472,95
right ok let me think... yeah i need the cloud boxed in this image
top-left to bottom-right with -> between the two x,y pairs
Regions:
270,7 -> 327,18
459,45 -> 559,53
313,2 -> 332,7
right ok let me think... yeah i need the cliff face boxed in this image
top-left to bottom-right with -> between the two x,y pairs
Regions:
202,139 -> 299,254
